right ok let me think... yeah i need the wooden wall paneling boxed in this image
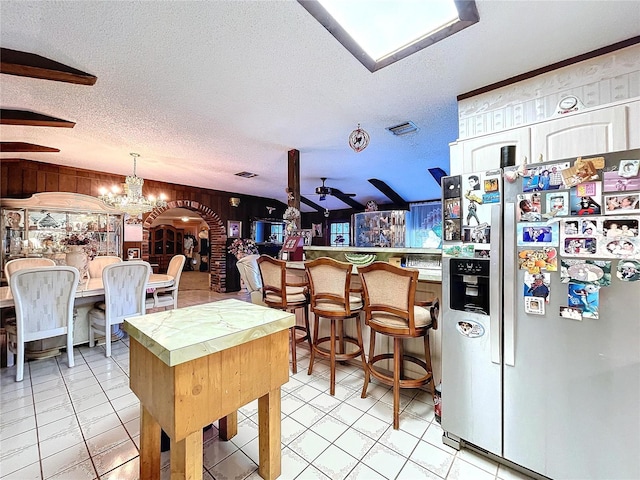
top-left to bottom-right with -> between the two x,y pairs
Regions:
22,168 -> 37,195
58,173 -> 77,192
4,162 -> 23,196
44,172 -> 59,192
76,176 -> 93,196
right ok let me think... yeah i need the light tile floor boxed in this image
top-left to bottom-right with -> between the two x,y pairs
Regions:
1,283 -> 534,480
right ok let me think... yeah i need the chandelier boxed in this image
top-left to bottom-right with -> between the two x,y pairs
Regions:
98,153 -> 167,216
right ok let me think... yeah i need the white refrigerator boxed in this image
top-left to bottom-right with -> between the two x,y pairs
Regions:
440,148 -> 640,479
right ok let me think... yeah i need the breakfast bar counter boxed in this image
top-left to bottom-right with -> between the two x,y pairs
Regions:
124,298 -> 295,480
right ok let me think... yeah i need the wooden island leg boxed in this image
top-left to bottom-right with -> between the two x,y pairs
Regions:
140,406 -> 161,479
170,430 -> 203,480
257,387 -> 281,480
218,411 -> 238,440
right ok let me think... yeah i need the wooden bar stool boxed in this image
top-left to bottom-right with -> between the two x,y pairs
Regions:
257,255 -> 311,373
305,257 -> 366,395
359,261 -> 439,429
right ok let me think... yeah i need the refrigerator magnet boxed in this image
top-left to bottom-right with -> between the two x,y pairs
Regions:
603,218 -> 639,238
603,238 -> 637,257
604,193 -> 640,214
618,159 -> 640,178
544,191 -> 569,217
442,175 -> 462,199
518,248 -> 558,273
561,157 -> 601,187
517,222 -> 559,247
616,260 -> 640,281
525,296 -> 545,315
444,219 -> 461,241
561,260 -> 611,286
524,272 -> 551,303
560,305 -> 583,321
563,237 -> 597,256
603,169 -> 640,192
444,198 -> 461,219
567,282 -> 600,319
517,194 -> 542,222
569,182 -> 602,215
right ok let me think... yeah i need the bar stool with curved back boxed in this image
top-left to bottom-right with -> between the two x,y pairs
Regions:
145,254 -> 185,310
305,257 -> 367,395
88,261 -> 151,357
359,261 -> 439,429
7,266 -> 80,381
257,254 -> 311,374
87,255 -> 122,279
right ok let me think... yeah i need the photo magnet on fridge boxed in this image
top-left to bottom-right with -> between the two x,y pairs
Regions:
604,193 -> 640,214
525,296 -> 545,315
560,260 -> 611,286
442,175 -> 462,199
570,182 -> 602,215
517,194 -> 542,222
559,305 -> 583,321
616,260 -> 640,282
602,169 -> 640,192
618,159 -> 640,178
561,157 -> 602,187
603,218 -> 638,238
545,191 -> 569,217
517,222 -> 559,247
567,282 -> 600,319
524,272 -> 551,303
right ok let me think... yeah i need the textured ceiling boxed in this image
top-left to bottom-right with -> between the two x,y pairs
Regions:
1,1 -> 639,214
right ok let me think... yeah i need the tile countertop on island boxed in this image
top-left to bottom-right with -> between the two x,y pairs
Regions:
123,298 -> 295,367
291,245 -> 443,282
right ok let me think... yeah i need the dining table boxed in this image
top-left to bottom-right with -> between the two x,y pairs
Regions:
0,273 -> 174,309
0,273 -> 174,358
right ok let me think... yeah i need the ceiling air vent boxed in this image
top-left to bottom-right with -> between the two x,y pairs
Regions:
235,171 -> 258,178
386,121 -> 419,136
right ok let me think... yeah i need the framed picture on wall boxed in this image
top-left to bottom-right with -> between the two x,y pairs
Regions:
127,248 -> 140,260
228,220 -> 242,238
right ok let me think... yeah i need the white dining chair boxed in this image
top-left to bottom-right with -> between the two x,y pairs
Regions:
88,261 -> 151,357
87,255 -> 122,279
4,257 -> 56,281
7,266 -> 80,382
145,254 -> 185,310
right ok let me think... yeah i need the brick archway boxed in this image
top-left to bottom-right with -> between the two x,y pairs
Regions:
142,200 -> 228,292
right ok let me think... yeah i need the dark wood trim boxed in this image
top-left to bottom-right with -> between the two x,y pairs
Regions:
0,48 -> 97,86
368,178 -> 409,210
332,190 -> 365,210
458,36 -> 640,101
1,109 -> 76,128
0,142 -> 60,153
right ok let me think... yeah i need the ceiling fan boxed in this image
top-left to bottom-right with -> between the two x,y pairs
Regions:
308,177 -> 356,201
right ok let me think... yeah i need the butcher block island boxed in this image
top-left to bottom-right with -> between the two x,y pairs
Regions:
124,299 -> 295,480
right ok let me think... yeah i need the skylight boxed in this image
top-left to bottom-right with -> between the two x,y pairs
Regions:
318,0 -> 459,61
298,0 -> 479,72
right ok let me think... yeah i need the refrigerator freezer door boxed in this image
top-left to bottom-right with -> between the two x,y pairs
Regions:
442,259 -> 502,456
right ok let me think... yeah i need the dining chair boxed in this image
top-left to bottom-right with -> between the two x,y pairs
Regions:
257,254 -> 311,373
305,257 -> 366,395
358,261 -> 439,429
235,254 -> 265,305
88,261 -> 151,357
87,255 -> 122,279
6,266 -> 80,381
3,258 -> 58,365
4,257 -> 56,281
145,254 -> 185,310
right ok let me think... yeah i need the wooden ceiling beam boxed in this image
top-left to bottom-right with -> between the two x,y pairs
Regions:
0,48 -> 97,86
332,190 -> 365,210
1,109 -> 75,128
367,178 -> 409,210
300,196 -> 325,212
0,142 -> 60,153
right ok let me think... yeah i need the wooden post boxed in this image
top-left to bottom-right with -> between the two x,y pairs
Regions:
288,149 -> 301,229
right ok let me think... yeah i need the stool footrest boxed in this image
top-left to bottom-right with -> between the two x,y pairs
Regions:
366,353 -> 432,389
312,336 -> 363,361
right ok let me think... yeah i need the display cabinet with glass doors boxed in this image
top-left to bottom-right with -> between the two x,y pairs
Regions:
1,193 -> 123,279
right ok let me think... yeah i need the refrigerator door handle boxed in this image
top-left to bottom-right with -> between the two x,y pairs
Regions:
503,201 -> 516,367
490,203 -> 502,365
